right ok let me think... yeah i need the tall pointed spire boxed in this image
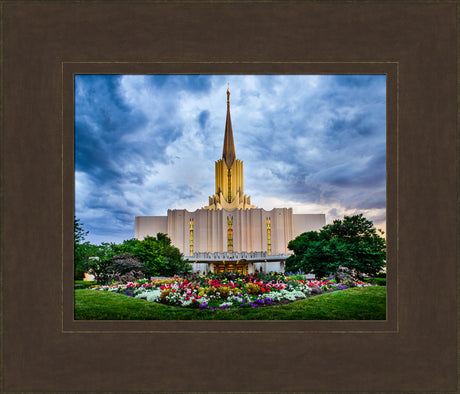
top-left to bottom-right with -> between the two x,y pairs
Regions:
222,85 -> 236,169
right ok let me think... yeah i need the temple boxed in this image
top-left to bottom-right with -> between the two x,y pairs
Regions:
135,87 -> 325,274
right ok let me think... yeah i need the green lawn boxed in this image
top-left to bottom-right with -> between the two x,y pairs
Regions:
75,286 -> 386,320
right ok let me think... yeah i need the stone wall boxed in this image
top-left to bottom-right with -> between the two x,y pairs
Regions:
135,209 -> 326,259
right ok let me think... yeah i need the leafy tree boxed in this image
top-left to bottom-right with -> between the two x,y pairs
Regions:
75,223 -> 191,283
86,256 -> 112,284
74,217 -> 90,280
131,234 -> 191,277
286,214 -> 386,279
74,217 -> 89,243
111,238 -> 141,255
85,242 -> 119,284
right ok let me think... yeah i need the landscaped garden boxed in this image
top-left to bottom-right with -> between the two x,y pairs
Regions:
74,213 -> 387,320
75,272 -> 386,320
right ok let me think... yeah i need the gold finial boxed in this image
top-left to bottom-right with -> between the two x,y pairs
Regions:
227,83 -> 230,103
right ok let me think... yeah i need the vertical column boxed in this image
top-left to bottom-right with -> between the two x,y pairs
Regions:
215,161 -> 219,195
221,210 -> 226,252
273,209 -> 283,256
240,161 -> 244,196
239,209 -> 245,252
247,209 -> 253,252
208,211 -> 219,252
207,210 -> 212,253
285,208 -> 293,254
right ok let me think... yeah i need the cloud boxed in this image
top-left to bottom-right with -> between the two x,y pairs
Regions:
75,74 -> 386,243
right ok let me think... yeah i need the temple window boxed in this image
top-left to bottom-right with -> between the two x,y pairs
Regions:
227,216 -> 233,253
189,218 -> 194,256
227,169 -> 232,202
267,217 -> 271,256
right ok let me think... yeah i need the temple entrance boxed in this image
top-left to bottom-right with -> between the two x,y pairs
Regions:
214,261 -> 248,275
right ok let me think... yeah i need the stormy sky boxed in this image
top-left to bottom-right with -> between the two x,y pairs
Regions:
75,74 -> 386,244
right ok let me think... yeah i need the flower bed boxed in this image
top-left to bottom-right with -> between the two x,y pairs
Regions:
91,273 -> 371,310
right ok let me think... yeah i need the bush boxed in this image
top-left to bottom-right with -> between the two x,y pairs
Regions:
110,270 -> 146,284
370,277 -> 386,286
110,253 -> 148,276
255,272 -> 287,282
74,268 -> 86,281
286,274 -> 307,281
88,253 -> 148,284
87,257 -> 113,284
74,280 -> 97,289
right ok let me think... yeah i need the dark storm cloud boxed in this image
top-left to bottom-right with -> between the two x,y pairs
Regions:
75,74 -> 387,243
197,110 -> 210,129
240,75 -> 386,208
146,74 -> 213,93
75,75 -> 150,185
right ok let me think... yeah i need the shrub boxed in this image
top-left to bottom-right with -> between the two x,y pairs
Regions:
110,270 -> 146,284
255,272 -> 287,282
87,257 -> 113,284
109,253 -> 148,276
286,274 -> 307,281
74,268 -> 86,281
370,277 -> 386,286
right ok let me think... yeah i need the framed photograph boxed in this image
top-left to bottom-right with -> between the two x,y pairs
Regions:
73,73 -> 389,320
2,1 -> 457,392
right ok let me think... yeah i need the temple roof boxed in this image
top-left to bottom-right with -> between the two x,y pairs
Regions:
222,88 -> 236,169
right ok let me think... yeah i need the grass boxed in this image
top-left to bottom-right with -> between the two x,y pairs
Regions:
74,286 -> 386,320
74,280 -> 97,289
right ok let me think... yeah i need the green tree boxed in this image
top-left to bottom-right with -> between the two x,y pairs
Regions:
132,234 -> 191,277
286,214 -> 386,279
112,238 -> 141,255
74,217 -> 90,280
75,225 -> 191,283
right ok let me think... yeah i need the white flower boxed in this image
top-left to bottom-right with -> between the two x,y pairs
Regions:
135,290 -> 162,302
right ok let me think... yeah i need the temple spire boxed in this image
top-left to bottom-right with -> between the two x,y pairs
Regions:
222,86 -> 236,169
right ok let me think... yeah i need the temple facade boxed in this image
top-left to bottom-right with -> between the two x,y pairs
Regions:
135,88 -> 325,274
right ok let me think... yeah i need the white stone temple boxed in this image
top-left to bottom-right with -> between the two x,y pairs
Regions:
135,88 -> 325,274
